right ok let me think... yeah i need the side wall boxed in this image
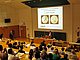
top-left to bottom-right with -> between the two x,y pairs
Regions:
0,5 -> 19,26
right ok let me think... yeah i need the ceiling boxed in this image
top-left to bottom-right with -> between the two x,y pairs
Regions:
22,0 -> 70,8
0,0 -> 80,9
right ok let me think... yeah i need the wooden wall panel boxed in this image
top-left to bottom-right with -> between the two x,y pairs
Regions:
19,26 -> 26,38
0,25 -> 19,38
0,25 -> 26,38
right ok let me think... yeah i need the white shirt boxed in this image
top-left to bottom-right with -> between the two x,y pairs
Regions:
8,54 -> 14,60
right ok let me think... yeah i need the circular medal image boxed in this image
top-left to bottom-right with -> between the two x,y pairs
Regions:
41,15 -> 49,24
50,15 -> 58,24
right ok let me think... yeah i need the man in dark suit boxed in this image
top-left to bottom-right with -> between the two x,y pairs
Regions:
0,33 -> 3,40
9,30 -> 14,40
49,31 -> 52,39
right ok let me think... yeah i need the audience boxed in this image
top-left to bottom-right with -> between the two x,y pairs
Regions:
0,38 -> 79,60
12,42 -> 18,49
69,49 -> 77,60
52,50 -> 60,60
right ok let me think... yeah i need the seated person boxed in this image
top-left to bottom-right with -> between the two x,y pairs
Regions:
17,42 -> 22,49
40,50 -> 48,60
40,40 -> 46,46
52,50 -> 59,60
47,42 -> 52,48
34,47 -> 41,60
28,49 -> 34,60
0,45 -> 8,60
50,47 -> 54,52
69,49 -> 77,60
12,42 -> 18,49
7,43 -> 13,52
18,45 -> 25,54
39,45 -> 43,51
8,49 -> 15,60
8,49 -> 19,60
30,41 -> 35,46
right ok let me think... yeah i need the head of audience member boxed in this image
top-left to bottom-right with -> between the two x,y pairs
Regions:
0,45 -> 3,51
29,49 -> 33,54
6,40 -> 9,45
71,49 -> 76,54
61,47 -> 65,51
43,46 -> 47,51
34,47 -> 39,51
55,48 -> 59,54
21,42 -> 24,45
48,53 -> 53,60
17,42 -> 21,49
60,52 -> 65,58
18,42 -> 20,45
12,42 -> 18,49
13,42 -> 17,46
39,45 -> 43,51
47,42 -> 52,48
64,54 -> 68,60
8,43 -> 12,48
53,49 -> 59,55
30,40 -> 35,46
51,47 -> 54,52
18,45 -> 25,53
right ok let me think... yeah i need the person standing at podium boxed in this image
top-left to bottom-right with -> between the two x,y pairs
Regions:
9,30 -> 14,40
49,31 -> 52,39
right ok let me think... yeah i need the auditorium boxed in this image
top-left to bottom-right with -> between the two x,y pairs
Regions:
0,0 -> 80,60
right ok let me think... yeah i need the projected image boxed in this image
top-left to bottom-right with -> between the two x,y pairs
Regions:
38,6 -> 63,29
41,15 -> 49,24
50,15 -> 59,24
